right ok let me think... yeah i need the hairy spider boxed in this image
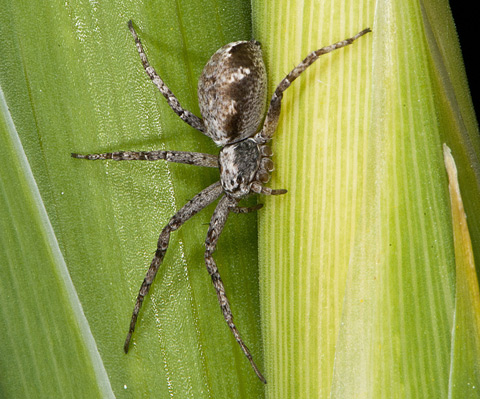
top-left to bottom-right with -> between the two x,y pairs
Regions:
72,21 -> 371,383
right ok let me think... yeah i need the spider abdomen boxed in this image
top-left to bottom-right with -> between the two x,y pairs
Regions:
198,40 -> 267,147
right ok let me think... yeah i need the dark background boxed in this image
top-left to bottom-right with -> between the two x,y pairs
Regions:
450,3 -> 478,126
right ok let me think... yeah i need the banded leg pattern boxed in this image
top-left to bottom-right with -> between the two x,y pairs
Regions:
204,195 -> 267,383
124,181 -> 223,352
72,150 -> 218,167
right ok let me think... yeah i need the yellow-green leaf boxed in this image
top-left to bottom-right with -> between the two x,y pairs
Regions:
253,0 -> 480,397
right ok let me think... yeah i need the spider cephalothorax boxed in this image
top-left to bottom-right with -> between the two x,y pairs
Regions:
72,21 -> 371,383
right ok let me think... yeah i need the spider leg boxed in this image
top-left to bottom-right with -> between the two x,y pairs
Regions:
72,150 -> 218,167
204,195 -> 267,383
251,182 -> 287,196
124,181 -> 223,353
255,28 -> 371,144
231,203 -> 263,214
128,21 -> 206,134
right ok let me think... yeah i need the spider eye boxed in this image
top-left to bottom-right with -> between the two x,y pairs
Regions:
236,176 -> 244,184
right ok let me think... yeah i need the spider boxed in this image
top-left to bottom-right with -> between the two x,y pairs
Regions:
72,21 -> 371,383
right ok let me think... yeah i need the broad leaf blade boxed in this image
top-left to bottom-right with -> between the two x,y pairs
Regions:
0,1 -> 264,397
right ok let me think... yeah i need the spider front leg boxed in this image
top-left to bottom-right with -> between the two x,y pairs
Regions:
204,195 -> 267,383
128,21 -> 206,134
255,28 -> 371,144
124,181 -> 223,352
72,150 -> 218,168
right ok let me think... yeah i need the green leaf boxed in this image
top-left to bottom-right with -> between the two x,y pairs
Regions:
3,0 -> 480,397
0,82 -> 112,399
0,1 -> 265,397
253,0 -> 480,397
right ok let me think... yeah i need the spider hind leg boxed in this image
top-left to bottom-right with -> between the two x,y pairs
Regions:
124,181 -> 223,352
204,195 -> 267,383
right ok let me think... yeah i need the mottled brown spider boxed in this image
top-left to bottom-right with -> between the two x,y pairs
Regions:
72,21 -> 371,383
